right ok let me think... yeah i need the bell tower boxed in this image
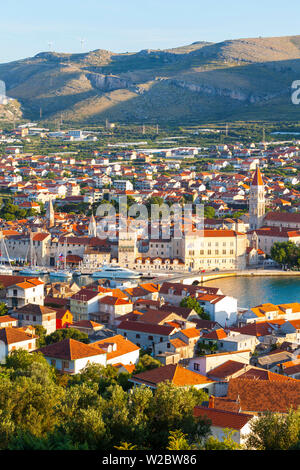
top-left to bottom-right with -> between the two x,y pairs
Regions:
46,199 -> 55,228
249,167 -> 265,230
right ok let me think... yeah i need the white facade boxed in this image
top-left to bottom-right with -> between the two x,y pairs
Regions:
7,282 -> 44,309
0,337 -> 37,364
188,350 -> 251,376
44,353 -> 107,374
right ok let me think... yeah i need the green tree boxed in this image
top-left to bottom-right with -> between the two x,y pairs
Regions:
134,354 -> 162,374
166,430 -> 194,450
44,328 -> 89,345
271,241 -> 300,268
147,381 -> 209,449
246,409 -> 300,450
205,429 -> 241,450
204,206 -> 215,219
34,325 -> 47,347
180,296 -> 210,320
0,303 -> 8,316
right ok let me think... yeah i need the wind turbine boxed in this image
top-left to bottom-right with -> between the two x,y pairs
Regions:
48,41 -> 54,52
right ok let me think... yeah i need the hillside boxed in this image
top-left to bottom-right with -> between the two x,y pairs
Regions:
1,35 -> 300,124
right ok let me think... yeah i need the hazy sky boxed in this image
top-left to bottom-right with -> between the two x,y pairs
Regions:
1,0 -> 300,63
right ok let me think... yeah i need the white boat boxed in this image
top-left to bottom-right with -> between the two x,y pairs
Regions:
0,232 -> 13,275
19,267 -> 43,276
49,270 -> 73,280
91,265 -> 141,279
0,265 -> 13,275
20,232 -> 46,276
49,239 -> 72,280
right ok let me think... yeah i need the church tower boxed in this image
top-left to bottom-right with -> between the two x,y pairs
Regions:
46,199 -> 55,228
249,167 -> 265,230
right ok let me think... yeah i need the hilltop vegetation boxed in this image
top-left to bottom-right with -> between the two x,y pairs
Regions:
1,35 -> 300,124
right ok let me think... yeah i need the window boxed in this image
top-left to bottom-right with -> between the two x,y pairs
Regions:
62,361 -> 69,369
167,343 -> 170,349
148,336 -> 153,340
136,334 -> 140,339
194,363 -> 199,371
51,359 -> 56,366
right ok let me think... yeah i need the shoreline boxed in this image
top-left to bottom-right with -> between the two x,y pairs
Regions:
201,270 -> 300,283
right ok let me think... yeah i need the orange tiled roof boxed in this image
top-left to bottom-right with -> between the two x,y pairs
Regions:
92,334 -> 139,360
252,167 -> 264,186
0,327 -> 38,345
131,364 -> 215,387
36,338 -> 105,360
194,406 -> 253,430
202,328 -> 227,340
226,377 -> 300,413
180,328 -> 201,339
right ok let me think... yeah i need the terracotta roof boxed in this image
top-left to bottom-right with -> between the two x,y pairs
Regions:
238,367 -> 297,382
138,283 -> 160,293
113,363 -> 136,374
0,315 -> 18,324
71,288 -> 101,302
169,338 -> 188,349
131,364 -> 215,387
232,322 -> 277,337
281,360 -> 300,376
32,233 -> 50,242
194,406 -> 253,430
15,278 -> 44,289
117,320 -> 177,336
207,360 -> 247,380
93,334 -> 140,360
72,320 -> 103,329
252,167 -> 264,186
139,309 -> 183,325
202,328 -> 227,340
226,377 -> 300,413
99,295 -> 132,306
0,327 -> 38,345
264,212 -> 300,223
180,328 -> 201,339
16,304 -> 56,316
36,338 -> 106,360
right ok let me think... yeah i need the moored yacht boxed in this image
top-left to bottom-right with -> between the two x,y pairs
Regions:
49,270 -> 73,280
91,265 -> 141,279
0,265 -> 13,276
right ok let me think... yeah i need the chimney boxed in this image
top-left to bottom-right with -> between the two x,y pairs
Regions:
208,395 -> 215,408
